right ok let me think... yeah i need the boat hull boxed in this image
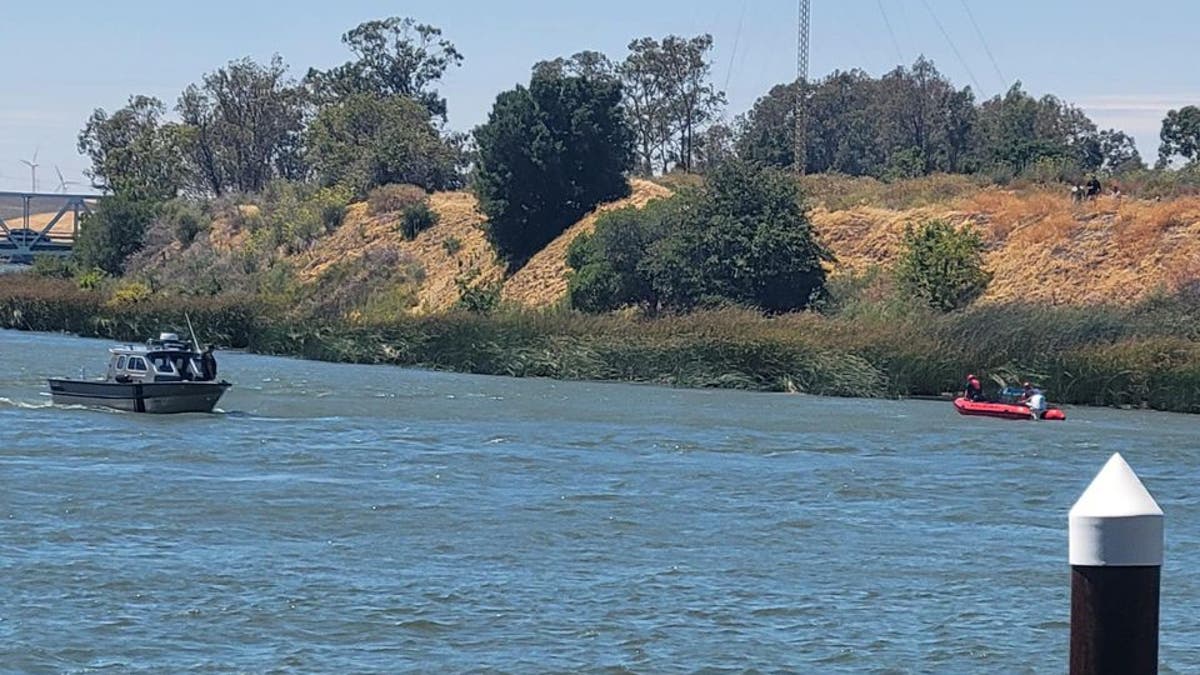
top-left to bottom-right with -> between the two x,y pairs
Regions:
954,397 -> 1066,421
47,379 -> 230,414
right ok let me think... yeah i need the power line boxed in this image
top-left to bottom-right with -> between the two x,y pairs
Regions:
877,0 -> 905,65
723,0 -> 749,93
959,0 -> 1007,89
919,0 -> 983,92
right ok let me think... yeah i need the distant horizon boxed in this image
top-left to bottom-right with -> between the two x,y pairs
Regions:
3,0 -> 1197,192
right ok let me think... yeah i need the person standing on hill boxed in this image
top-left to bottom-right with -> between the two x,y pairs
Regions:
1086,175 -> 1102,199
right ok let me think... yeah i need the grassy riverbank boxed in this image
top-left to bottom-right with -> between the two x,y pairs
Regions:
4,276 -> 1199,413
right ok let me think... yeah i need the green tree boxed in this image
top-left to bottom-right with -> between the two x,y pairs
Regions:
567,202 -> 670,312
1094,129 -> 1144,174
976,83 -> 1101,175
569,161 -> 832,314
619,38 -> 673,175
474,70 -> 634,268
533,51 -> 616,82
1158,106 -> 1200,167
305,17 -> 462,120
177,56 -> 306,196
73,196 -> 159,275
306,93 -> 463,194
77,95 -> 187,200
643,161 -> 831,312
896,219 -> 992,312
735,70 -> 894,176
619,35 -> 725,173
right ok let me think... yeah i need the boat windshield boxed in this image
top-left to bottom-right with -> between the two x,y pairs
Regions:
149,354 -> 178,375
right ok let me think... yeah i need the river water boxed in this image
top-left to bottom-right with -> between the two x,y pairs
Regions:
1,329 -> 1197,672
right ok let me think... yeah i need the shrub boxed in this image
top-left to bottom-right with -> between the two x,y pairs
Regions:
30,256 -> 74,279
896,219 -> 992,312
252,181 -> 353,254
158,200 -> 208,245
76,268 -> 107,291
73,195 -> 159,274
442,236 -> 463,256
106,280 -> 153,307
367,184 -> 427,216
400,202 -> 439,240
572,161 -> 832,314
455,270 -> 502,313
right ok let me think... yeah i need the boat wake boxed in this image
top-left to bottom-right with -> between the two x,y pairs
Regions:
0,396 -> 53,410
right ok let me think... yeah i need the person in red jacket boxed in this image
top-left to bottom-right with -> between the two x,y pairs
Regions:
964,374 -> 984,402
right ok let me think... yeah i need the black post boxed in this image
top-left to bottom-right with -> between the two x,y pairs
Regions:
1068,454 -> 1163,675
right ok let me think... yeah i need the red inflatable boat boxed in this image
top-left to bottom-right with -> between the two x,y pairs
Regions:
954,397 -> 1066,421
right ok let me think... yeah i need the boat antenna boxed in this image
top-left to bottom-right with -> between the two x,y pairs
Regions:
184,312 -> 202,351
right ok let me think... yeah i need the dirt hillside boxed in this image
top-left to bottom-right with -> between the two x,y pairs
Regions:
814,189 -> 1200,305
128,179 -> 1200,312
501,179 -> 672,308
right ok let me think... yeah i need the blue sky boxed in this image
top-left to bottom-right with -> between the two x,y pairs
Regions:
2,0 -> 1197,192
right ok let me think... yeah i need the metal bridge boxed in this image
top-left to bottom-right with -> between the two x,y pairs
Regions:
0,191 -> 98,262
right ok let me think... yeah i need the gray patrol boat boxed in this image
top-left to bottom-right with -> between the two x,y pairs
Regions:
48,333 -> 230,413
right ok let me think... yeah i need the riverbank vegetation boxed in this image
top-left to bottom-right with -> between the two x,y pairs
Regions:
5,14 -> 1200,413
4,273 -> 1199,413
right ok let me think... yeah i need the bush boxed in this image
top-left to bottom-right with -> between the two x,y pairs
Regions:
159,200 -> 208,245
400,202 -> 439,240
76,268 -> 107,291
252,181 -> 352,254
896,219 -> 992,312
30,256 -> 74,279
455,270 -> 502,313
73,195 -> 159,274
107,280 -> 153,307
367,184 -> 427,216
442,237 -> 463,256
571,161 -> 832,315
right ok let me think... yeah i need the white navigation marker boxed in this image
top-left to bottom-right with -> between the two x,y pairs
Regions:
1069,453 -> 1164,567
1068,453 -> 1164,675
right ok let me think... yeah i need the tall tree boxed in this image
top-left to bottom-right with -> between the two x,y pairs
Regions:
620,38 -> 673,175
1158,106 -> 1200,167
619,35 -> 724,174
656,34 -> 726,173
977,84 -> 1102,174
736,72 -> 883,175
533,51 -> 616,82
306,93 -> 463,194
305,17 -> 462,120
77,95 -> 187,201
177,56 -> 306,195
474,71 -> 634,268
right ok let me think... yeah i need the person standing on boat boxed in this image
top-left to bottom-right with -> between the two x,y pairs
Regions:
1019,382 -> 1047,419
199,346 -> 218,382
964,374 -> 984,402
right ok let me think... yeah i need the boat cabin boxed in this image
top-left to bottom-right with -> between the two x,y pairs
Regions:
106,333 -> 209,384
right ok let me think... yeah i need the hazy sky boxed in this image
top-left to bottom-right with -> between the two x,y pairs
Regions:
2,0 -> 1197,192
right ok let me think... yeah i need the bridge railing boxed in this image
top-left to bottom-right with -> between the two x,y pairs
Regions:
0,191 -> 99,261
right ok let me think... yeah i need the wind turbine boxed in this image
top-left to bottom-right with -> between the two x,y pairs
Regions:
55,166 -> 80,194
20,148 -> 40,192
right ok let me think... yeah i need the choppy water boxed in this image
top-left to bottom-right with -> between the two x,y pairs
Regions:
1,329 -> 1198,672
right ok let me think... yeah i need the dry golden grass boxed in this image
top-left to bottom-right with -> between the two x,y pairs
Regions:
289,192 -> 504,315
6,212 -> 82,240
185,178 -> 1200,312
812,188 -> 1200,306
500,179 -> 672,308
